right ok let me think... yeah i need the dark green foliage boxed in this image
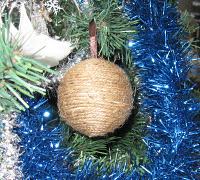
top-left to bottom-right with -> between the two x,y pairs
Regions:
193,89 -> 200,99
62,113 -> 148,175
49,0 -> 137,62
168,0 -> 177,4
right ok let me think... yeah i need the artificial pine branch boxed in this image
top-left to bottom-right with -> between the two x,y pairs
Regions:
49,0 -> 137,63
62,114 -> 148,175
0,19 -> 55,112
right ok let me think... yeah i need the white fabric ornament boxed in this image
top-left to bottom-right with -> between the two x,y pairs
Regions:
2,3 -> 74,67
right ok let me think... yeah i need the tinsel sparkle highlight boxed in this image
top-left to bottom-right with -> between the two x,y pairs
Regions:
123,0 -> 200,179
76,0 -> 90,11
15,97 -> 141,179
0,114 -> 22,179
15,98 -> 73,179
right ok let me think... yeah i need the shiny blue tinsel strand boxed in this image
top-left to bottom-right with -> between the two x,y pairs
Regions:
123,0 -> 200,179
15,98 -> 141,179
15,98 -> 75,179
76,0 -> 90,11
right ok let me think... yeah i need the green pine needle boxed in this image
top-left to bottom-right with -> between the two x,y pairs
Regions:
50,0 -> 137,63
0,18 -> 55,112
62,113 -> 148,175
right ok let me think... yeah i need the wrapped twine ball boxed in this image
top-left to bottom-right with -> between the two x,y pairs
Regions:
58,58 -> 133,137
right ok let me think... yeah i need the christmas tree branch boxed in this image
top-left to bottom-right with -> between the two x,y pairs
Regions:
0,19 -> 55,112
62,114 -> 148,175
50,0 -> 137,63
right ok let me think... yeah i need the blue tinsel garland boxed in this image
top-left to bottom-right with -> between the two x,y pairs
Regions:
16,98 -> 141,179
124,0 -> 200,179
15,98 -> 74,179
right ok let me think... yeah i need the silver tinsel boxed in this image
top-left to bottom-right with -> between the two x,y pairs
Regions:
0,113 -> 22,180
42,50 -> 89,89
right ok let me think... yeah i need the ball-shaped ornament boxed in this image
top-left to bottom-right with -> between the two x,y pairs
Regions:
58,58 -> 133,137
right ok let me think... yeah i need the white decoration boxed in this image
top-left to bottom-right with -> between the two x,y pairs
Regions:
44,0 -> 62,15
1,3 -> 74,67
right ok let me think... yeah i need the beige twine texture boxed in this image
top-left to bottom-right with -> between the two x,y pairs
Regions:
58,58 -> 133,137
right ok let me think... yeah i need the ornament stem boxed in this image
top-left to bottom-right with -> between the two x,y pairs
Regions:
89,19 -> 97,58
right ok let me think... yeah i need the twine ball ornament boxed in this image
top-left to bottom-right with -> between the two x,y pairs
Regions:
58,58 -> 133,137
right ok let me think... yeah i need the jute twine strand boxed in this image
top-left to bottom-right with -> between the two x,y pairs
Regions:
58,58 -> 133,137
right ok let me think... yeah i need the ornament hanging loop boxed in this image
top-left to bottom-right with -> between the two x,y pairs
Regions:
89,19 -> 97,58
